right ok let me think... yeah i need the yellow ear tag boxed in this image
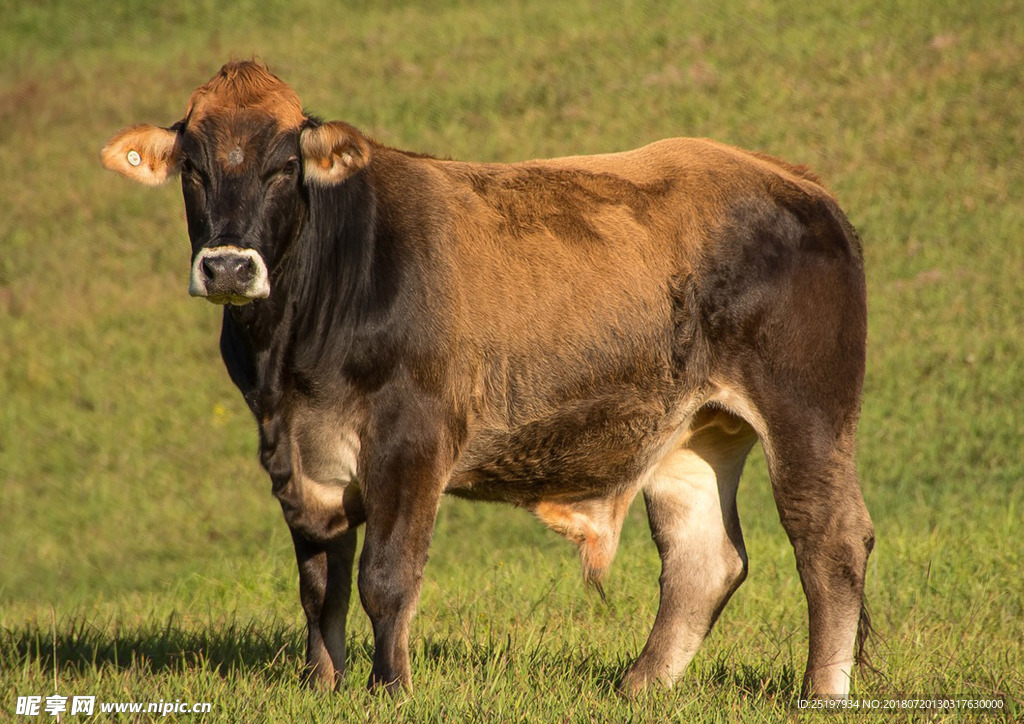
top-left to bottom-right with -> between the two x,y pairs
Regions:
126,150 -> 142,167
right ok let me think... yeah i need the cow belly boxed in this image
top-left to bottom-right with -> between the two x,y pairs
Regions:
449,392 -> 677,505
448,392 -> 718,588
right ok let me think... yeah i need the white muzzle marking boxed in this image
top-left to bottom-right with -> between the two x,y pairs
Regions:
189,245 -> 270,305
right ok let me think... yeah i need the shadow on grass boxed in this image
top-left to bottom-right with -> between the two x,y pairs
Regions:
3,617 -> 304,682
5,620 -> 630,693
4,617 -> 799,704
701,656 -> 799,701
410,636 -> 628,694
370,635 -> 798,703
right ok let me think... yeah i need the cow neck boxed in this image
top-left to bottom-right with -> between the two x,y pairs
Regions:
284,171 -> 382,371
223,169 -> 379,422
223,293 -> 294,423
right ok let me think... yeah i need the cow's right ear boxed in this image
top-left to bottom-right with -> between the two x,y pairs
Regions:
300,122 -> 371,186
101,124 -> 180,186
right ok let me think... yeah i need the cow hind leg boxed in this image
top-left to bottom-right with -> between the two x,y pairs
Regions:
758,411 -> 874,700
620,412 -> 756,695
702,191 -> 873,699
727,261 -> 873,698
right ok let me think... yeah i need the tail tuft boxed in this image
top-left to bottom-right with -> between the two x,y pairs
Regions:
855,598 -> 879,673
587,576 -> 608,603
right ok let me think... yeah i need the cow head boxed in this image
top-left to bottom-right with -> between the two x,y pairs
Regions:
102,61 -> 372,305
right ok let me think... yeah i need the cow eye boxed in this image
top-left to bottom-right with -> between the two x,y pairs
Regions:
180,157 -> 205,184
262,158 -> 299,187
278,158 -> 299,178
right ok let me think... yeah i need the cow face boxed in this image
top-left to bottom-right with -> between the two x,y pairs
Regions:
101,62 -> 371,305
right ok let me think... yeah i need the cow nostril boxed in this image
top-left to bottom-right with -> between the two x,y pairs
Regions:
233,256 -> 256,283
201,256 -> 221,283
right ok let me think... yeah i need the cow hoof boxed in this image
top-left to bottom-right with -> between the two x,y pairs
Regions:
367,674 -> 410,697
617,667 -> 656,698
301,663 -> 340,691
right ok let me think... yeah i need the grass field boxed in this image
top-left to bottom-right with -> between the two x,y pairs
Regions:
2,0 -> 1022,720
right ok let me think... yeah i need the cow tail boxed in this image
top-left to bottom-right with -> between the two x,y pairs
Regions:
855,597 -> 879,674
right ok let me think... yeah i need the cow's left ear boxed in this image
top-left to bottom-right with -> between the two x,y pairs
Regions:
300,122 -> 371,185
101,124 -> 180,186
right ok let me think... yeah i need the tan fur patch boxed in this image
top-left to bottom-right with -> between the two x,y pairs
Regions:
185,60 -> 304,131
533,493 -> 634,590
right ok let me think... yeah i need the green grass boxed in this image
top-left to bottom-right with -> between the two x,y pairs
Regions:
2,0 -> 1022,720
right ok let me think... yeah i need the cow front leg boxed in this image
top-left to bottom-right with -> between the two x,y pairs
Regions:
357,425 -> 450,693
292,528 -> 359,689
358,492 -> 443,692
621,419 -> 756,694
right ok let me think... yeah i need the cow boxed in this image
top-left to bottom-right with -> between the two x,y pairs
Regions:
101,60 -> 874,700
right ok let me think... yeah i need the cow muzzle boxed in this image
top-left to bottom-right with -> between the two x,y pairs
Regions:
189,246 -> 270,305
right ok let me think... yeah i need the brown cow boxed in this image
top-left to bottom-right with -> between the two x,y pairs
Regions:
101,61 -> 873,699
